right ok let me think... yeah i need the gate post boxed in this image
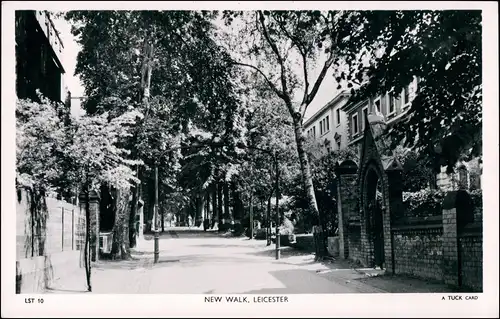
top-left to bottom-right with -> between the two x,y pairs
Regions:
384,159 -> 404,274
335,160 -> 359,259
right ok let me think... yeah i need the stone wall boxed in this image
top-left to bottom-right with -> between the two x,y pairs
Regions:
16,188 -> 86,293
392,225 -> 444,281
458,233 -> 482,292
16,189 -> 85,260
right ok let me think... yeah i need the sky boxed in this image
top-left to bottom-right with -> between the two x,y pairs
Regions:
51,13 -> 339,121
51,16 -> 85,117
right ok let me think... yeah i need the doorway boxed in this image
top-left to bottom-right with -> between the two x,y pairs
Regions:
365,168 -> 385,269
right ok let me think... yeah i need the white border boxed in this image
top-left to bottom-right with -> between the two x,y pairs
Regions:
2,1 -> 499,318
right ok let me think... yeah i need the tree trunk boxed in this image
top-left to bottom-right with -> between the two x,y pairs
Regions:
205,191 -> 210,220
292,116 -> 327,256
212,183 -> 217,229
129,180 -> 138,248
195,195 -> 203,227
217,181 -> 223,226
111,188 -> 131,260
266,194 -> 272,246
84,186 -> 92,291
249,192 -> 254,239
223,182 -> 230,223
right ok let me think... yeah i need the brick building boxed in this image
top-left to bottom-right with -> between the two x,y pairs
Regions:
303,91 -> 351,157
341,77 -> 419,158
15,10 -> 68,103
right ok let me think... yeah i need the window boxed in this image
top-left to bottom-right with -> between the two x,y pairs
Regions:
362,106 -> 368,131
387,91 -> 396,115
312,126 -> 316,138
402,85 -> 411,108
336,109 -> 341,125
320,116 -> 330,136
374,97 -> 381,114
336,137 -> 341,150
352,113 -> 359,135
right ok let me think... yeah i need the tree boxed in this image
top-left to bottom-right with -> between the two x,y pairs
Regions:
221,10 -> 361,256
341,10 -> 482,172
65,109 -> 142,291
16,94 -> 69,262
16,92 -> 141,291
65,10 -> 243,243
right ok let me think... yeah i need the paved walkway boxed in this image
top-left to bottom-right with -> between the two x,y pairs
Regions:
47,228 -> 453,294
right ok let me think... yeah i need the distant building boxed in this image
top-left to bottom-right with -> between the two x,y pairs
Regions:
303,91 -> 351,157
341,77 -> 419,158
69,95 -> 86,118
15,10 -> 67,103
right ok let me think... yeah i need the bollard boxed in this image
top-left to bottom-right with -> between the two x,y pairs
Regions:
154,230 -> 160,263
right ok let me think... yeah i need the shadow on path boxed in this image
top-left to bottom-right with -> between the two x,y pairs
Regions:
242,269 -> 358,294
45,287 -> 90,294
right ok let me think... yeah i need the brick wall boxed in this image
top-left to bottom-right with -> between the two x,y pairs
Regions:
392,226 -> 444,281
458,234 -> 482,292
347,227 -> 363,263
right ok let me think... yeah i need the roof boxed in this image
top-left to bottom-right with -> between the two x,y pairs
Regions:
341,97 -> 369,113
303,91 -> 350,128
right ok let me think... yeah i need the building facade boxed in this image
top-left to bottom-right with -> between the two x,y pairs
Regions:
303,91 -> 351,157
15,10 -> 67,103
342,77 -> 419,158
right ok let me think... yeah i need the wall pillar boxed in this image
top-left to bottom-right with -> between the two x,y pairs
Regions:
335,160 -> 359,259
442,200 -> 459,286
442,190 -> 474,287
384,164 -> 403,274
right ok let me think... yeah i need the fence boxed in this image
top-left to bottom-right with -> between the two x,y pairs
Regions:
16,189 -> 86,260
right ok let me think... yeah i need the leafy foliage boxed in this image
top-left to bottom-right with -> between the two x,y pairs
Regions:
342,11 -> 482,172
16,95 -> 67,191
67,110 -> 143,190
402,189 -> 445,218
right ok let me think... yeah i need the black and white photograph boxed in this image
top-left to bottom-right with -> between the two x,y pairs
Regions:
2,1 -> 498,318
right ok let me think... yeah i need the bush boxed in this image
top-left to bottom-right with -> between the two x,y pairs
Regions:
218,223 -> 231,233
232,223 -> 245,236
279,216 -> 295,235
470,189 -> 482,220
402,189 -> 445,218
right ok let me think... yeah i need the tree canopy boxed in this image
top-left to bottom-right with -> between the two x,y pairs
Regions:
342,10 -> 482,172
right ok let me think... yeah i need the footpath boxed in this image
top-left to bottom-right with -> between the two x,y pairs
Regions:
46,232 -> 454,294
